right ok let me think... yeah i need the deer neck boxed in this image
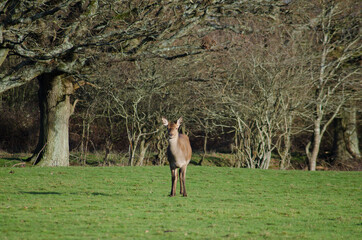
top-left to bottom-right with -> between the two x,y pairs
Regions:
168,134 -> 180,151
169,134 -> 179,143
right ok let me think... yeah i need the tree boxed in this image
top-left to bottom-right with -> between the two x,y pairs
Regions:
303,0 -> 361,170
30,73 -> 77,166
3,0 -> 260,165
190,11 -> 312,169
1,0 -> 113,165
108,78 -> 163,166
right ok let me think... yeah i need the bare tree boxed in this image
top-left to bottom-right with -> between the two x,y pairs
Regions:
303,0 -> 361,170
103,61 -> 168,166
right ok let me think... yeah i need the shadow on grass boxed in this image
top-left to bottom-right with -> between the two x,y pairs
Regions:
89,192 -> 111,196
2,157 -> 24,161
20,191 -> 61,195
68,192 -> 112,196
0,157 -> 29,167
20,191 -> 112,196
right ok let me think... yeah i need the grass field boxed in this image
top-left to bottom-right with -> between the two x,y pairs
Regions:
0,166 -> 361,239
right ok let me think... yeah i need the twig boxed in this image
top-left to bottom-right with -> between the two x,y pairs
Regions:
33,143 -> 47,165
12,162 -> 26,167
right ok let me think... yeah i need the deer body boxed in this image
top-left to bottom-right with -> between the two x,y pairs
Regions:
162,117 -> 192,197
167,134 -> 191,169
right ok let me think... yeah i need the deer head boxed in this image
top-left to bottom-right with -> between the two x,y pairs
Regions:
162,117 -> 182,140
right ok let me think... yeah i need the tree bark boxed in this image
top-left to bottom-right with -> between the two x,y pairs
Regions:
279,132 -> 291,170
307,117 -> 323,171
30,73 -> 74,166
333,105 -> 361,166
103,138 -> 113,166
138,138 -> 149,166
200,128 -> 208,166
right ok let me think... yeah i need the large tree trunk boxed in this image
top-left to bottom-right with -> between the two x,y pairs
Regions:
333,105 -> 361,167
30,73 -> 75,166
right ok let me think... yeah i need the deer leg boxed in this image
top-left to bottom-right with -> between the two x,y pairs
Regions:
179,168 -> 183,195
180,166 -> 187,197
170,168 -> 177,197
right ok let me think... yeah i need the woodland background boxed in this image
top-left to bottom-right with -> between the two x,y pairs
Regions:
0,0 -> 361,170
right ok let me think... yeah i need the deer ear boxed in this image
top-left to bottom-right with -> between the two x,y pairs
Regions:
162,117 -> 169,126
176,117 -> 183,128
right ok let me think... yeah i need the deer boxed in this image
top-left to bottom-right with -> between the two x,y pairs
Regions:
162,117 -> 192,197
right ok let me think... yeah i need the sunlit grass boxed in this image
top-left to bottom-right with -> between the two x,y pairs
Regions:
0,166 -> 361,239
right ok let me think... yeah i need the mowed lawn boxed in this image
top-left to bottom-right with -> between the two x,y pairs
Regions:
0,166 -> 361,239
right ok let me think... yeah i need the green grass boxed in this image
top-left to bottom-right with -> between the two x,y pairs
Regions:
0,166 -> 361,239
